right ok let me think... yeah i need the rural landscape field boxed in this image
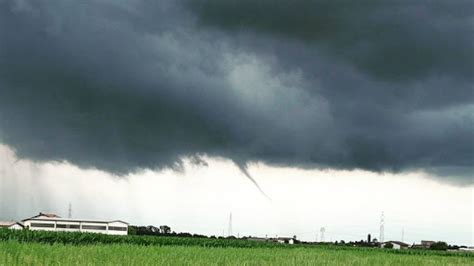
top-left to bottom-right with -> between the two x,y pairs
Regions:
1,230 -> 473,265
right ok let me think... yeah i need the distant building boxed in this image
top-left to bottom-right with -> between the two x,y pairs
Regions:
412,240 -> 440,249
381,241 -> 410,249
0,221 -> 24,230
247,237 -> 268,242
420,240 -> 436,248
247,236 -> 297,245
274,237 -> 296,245
22,212 -> 129,235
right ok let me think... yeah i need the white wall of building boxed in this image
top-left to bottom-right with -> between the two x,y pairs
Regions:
392,243 -> 402,250
22,217 -> 128,235
380,242 -> 407,249
23,220 -> 56,232
107,221 -> 129,235
8,224 -> 24,230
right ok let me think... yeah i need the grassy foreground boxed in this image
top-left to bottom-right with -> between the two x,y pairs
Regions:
1,241 -> 473,266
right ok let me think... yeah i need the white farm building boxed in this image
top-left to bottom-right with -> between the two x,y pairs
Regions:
0,221 -> 24,230
380,241 -> 410,249
22,212 -> 129,235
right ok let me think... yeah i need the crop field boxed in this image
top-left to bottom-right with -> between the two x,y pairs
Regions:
0,230 -> 473,265
2,241 -> 474,266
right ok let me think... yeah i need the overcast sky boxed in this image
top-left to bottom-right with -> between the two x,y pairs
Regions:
0,0 -> 472,245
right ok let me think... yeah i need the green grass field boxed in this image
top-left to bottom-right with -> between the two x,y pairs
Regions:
1,240 -> 473,266
0,230 -> 473,265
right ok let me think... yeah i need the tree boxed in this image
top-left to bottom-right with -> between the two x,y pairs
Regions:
430,241 -> 448,251
127,226 -> 137,235
159,225 -> 171,234
384,242 -> 394,249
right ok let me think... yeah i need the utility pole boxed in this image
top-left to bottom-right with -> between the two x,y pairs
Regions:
227,212 -> 233,237
320,227 -> 326,242
401,228 -> 404,243
379,212 -> 385,243
68,202 -> 72,218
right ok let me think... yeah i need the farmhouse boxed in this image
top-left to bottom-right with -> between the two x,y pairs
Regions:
381,241 -> 410,249
420,240 -> 436,248
274,237 -> 296,245
22,212 -> 129,235
0,221 -> 24,230
247,236 -> 297,245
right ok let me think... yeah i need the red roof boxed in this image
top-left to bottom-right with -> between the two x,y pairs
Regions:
39,212 -> 61,218
21,212 -> 61,221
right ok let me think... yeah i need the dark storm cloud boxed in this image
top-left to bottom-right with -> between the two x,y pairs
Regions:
0,0 -> 472,184
187,0 -> 474,81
